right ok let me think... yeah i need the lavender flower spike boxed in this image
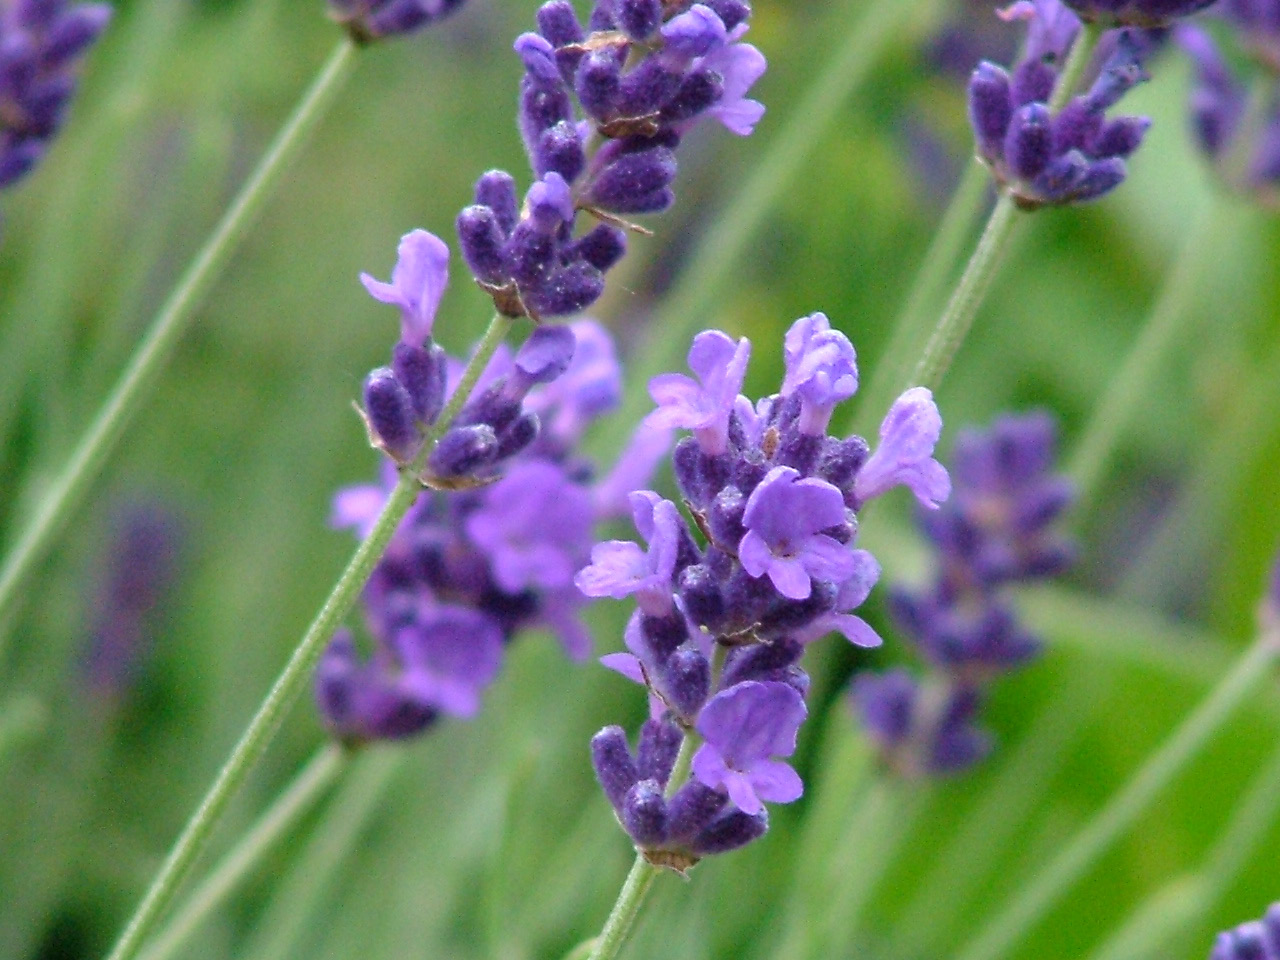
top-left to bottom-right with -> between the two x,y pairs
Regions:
646,330 -> 750,455
739,466 -> 858,600
360,229 -> 450,348
854,387 -> 950,509
1061,0 -> 1218,26
691,680 -> 807,815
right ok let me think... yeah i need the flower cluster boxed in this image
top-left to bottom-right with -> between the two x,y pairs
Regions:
0,0 -> 111,191
359,230 -> 582,485
1210,903 -> 1280,960
316,234 -> 669,743
852,412 -> 1074,777
456,0 -> 765,320
1177,7 -> 1280,206
968,0 -> 1153,208
580,315 -> 948,868
327,0 -> 468,42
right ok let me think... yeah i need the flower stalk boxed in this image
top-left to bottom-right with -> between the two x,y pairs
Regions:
0,38 -> 360,650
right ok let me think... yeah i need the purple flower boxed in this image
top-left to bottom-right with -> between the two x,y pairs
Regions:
695,25 -> 767,136
646,330 -> 750,455
575,491 -> 682,614
854,387 -> 950,509
739,466 -> 857,600
394,605 -> 504,717
1209,903 -> 1280,960
850,671 -> 992,777
790,550 -> 883,647
315,630 -> 438,742
466,460 -> 595,593
780,312 -> 859,435
691,681 -> 806,815
360,229 -> 450,348
525,319 -> 623,444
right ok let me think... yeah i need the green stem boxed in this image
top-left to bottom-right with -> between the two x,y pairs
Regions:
1048,22 -> 1104,113
908,193 -> 1020,391
133,745 -> 346,960
0,694 -> 46,768
854,160 -> 990,436
101,311 -> 512,960
0,39 -> 360,646
1084,874 -> 1207,960
1067,199 -> 1220,506
242,747 -> 406,960
952,633 -> 1279,960
585,855 -> 659,960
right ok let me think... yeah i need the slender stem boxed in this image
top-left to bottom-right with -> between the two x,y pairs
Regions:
241,747 -> 405,960
134,745 -> 346,960
1067,200 -> 1219,506
1084,874 -> 1206,960
0,39 -> 360,646
801,779 -> 927,960
1048,22 -> 1104,113
101,311 -> 512,960
953,633 -> 1279,960
894,670 -> 1109,957
855,160 -> 990,436
909,193 -> 1020,391
585,855 -> 659,960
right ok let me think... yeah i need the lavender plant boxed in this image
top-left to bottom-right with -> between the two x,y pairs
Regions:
11,0 -> 1280,959
576,316 -> 946,944
853,411 -> 1075,777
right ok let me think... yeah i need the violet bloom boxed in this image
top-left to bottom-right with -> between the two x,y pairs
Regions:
576,491 -> 682,614
0,0 -> 112,191
465,460 -> 595,594
316,630 -> 439,742
1209,904 -> 1280,960
328,0 -> 468,42
780,312 -> 859,435
691,681 -> 806,815
790,550 -> 883,647
853,387 -> 950,509
394,606 -> 504,717
968,2 -> 1153,208
360,229 -> 450,349
646,330 -> 750,455
739,466 -> 858,600
1061,0 -> 1218,25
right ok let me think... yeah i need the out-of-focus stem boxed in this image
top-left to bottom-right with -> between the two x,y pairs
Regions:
952,633 -> 1279,960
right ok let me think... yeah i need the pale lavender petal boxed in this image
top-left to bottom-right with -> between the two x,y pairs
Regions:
747,759 -> 803,804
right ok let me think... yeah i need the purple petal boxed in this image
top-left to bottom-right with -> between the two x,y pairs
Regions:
747,759 -> 803,804
360,229 -> 449,348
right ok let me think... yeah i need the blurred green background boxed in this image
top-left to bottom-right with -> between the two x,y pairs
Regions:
1,1 -> 1279,959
